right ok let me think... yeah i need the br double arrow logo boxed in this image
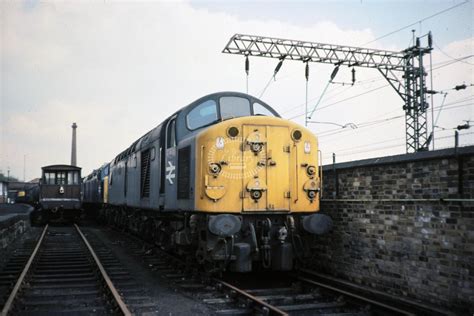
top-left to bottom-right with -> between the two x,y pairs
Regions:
166,161 -> 176,184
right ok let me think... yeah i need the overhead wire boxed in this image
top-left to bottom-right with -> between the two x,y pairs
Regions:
360,0 -> 470,46
432,55 -> 474,70
280,76 -> 383,115
324,131 -> 473,159
434,41 -> 474,66
288,84 -> 389,120
316,102 -> 473,139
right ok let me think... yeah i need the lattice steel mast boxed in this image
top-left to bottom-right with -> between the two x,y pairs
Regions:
222,34 -> 433,153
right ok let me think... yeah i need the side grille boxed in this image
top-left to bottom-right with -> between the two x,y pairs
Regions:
177,146 -> 191,200
141,149 -> 151,198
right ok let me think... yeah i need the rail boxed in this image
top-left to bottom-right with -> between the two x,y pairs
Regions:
1,225 -> 132,316
74,224 -> 132,316
214,279 -> 289,316
1,225 -> 49,316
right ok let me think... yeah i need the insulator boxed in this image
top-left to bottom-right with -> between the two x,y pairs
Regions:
454,84 -> 467,91
351,68 -> 356,84
330,66 -> 339,81
305,63 -> 309,81
428,31 -> 433,48
274,60 -> 284,75
457,123 -> 470,130
416,37 -> 420,47
245,56 -> 249,75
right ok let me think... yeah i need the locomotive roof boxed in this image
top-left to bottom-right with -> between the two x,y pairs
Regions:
42,164 -> 82,171
179,91 -> 280,117
111,91 -> 280,164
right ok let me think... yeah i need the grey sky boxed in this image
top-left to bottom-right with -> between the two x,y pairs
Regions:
1,0 -> 473,180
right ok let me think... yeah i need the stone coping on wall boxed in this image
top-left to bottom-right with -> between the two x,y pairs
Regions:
322,145 -> 474,172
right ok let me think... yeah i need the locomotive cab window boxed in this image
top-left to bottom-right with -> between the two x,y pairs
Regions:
253,102 -> 276,117
220,96 -> 250,120
187,100 -> 218,130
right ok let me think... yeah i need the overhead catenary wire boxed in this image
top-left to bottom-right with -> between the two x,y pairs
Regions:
434,41 -> 474,66
361,0 -> 470,46
324,127 -> 468,155
289,84 -> 390,120
280,77 -> 384,115
323,131 -> 473,159
431,55 -> 474,71
316,102 -> 473,139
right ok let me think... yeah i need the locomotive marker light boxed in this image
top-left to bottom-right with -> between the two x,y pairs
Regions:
304,141 -> 311,154
215,136 -> 225,149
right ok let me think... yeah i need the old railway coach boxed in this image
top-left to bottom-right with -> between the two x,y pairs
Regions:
84,92 -> 332,272
36,164 -> 82,222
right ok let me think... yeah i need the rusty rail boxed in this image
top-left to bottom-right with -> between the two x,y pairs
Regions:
1,225 -> 49,316
214,279 -> 289,316
74,224 -> 131,316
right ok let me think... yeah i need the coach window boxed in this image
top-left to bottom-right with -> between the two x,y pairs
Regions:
45,172 -> 55,184
220,96 -> 250,120
68,171 -> 74,184
57,172 -> 66,185
253,102 -> 276,117
167,119 -> 176,148
187,100 -> 218,130
68,171 -> 79,184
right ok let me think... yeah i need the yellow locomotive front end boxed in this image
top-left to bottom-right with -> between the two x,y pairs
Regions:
193,115 -> 331,272
196,116 -> 321,213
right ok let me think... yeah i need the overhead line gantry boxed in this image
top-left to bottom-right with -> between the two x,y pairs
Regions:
222,33 -> 434,153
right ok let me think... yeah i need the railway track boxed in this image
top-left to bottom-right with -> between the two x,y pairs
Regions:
104,227 -> 452,316
0,224 -> 135,315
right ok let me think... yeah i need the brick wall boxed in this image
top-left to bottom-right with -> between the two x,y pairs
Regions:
310,146 -> 474,312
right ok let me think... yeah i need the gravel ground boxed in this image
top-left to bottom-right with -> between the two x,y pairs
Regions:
87,226 -> 213,315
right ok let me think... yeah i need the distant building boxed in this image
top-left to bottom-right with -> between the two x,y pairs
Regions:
29,178 -> 40,184
0,181 -> 7,203
6,181 -> 39,204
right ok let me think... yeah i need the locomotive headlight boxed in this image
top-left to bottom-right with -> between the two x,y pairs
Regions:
304,141 -> 311,153
306,165 -> 316,176
209,163 -> 222,175
215,137 -> 225,149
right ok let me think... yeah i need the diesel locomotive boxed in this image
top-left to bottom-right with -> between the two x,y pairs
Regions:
83,92 -> 332,272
